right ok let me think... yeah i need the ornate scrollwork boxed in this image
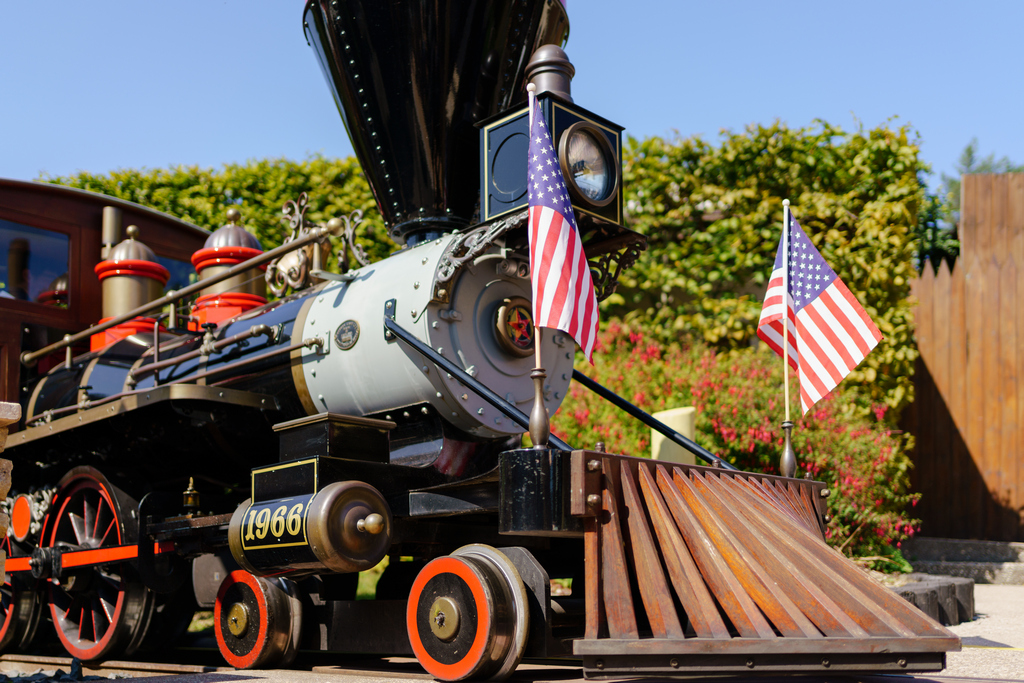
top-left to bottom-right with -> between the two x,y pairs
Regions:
265,193 -> 367,297
333,209 -> 369,273
433,210 -> 528,303
589,240 -> 647,302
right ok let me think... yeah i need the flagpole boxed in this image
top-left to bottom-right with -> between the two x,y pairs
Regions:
780,199 -> 796,477
526,83 -> 550,449
782,199 -> 791,422
528,83 -> 542,375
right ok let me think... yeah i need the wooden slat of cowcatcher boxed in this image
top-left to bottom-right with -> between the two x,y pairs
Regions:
571,451 -> 960,678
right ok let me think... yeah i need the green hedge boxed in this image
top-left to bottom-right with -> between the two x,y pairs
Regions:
615,121 -> 925,420
47,156 -> 392,264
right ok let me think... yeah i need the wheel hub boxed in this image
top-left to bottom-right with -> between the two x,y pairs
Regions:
227,602 -> 249,637
430,597 -> 460,641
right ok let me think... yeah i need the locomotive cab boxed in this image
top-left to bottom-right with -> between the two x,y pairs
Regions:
0,180 -> 207,412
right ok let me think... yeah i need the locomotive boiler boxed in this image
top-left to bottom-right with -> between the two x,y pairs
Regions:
0,0 -> 959,679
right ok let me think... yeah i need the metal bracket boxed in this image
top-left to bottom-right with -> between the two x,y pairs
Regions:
384,299 -> 397,342
570,451 -> 604,517
433,210 -> 527,304
590,238 -> 647,302
310,270 -> 357,283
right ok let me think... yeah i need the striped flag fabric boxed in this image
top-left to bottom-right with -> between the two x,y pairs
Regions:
527,99 -> 599,362
757,217 -> 882,414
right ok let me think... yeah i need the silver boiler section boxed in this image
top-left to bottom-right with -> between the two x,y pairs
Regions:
293,232 -> 574,440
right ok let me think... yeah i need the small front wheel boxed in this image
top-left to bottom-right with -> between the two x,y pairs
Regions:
214,570 -> 302,669
407,544 -> 529,681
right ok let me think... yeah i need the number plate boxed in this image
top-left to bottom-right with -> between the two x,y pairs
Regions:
239,494 -> 315,551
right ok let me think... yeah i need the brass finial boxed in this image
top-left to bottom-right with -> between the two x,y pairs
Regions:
529,367 -> 550,449
125,224 -> 140,240
183,477 -> 200,513
780,421 -> 796,478
226,207 -> 241,224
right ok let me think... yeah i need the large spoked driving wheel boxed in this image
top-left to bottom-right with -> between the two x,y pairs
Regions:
407,544 -> 529,681
0,538 -> 43,653
46,475 -> 153,661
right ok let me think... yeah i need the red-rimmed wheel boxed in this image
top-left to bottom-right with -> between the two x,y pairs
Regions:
214,570 -> 302,669
407,545 -> 529,681
0,537 -> 44,653
46,475 -> 154,661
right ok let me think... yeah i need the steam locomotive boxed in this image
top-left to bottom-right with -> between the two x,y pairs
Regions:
0,1 -> 959,679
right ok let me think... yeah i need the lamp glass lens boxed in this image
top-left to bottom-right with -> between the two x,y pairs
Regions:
566,129 -> 610,201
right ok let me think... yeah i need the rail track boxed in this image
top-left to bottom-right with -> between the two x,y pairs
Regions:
0,652 -> 597,681
0,653 -> 230,679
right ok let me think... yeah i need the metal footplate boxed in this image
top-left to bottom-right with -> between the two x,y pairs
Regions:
570,451 -> 960,678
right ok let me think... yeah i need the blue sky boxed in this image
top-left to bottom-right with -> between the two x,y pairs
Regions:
2,1 -> 1021,193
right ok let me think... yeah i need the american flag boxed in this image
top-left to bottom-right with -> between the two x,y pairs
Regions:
527,99 -> 599,362
757,217 -> 882,414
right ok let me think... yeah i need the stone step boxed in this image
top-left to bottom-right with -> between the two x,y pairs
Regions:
909,560 -> 1024,585
893,574 -> 974,625
902,536 -> 1024,563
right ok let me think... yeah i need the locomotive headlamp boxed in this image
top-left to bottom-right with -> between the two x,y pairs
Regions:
559,122 -> 617,207
480,94 -> 624,232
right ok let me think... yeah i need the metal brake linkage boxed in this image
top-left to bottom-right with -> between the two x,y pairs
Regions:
571,369 -> 738,470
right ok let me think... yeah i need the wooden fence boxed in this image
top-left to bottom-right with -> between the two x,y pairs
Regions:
908,173 -> 1024,541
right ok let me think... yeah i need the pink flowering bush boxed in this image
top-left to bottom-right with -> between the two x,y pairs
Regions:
551,320 -> 919,565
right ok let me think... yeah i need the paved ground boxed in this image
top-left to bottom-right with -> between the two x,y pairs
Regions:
943,584 -> 1024,679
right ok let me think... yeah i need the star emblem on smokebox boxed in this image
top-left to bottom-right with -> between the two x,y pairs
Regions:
494,297 -> 535,358
504,305 -> 533,349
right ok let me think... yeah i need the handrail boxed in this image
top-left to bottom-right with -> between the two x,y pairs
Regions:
571,369 -> 738,471
21,223 -> 333,366
26,337 -> 321,427
129,324 -> 276,384
382,316 -> 573,452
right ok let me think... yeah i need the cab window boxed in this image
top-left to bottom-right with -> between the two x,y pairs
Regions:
0,219 -> 71,307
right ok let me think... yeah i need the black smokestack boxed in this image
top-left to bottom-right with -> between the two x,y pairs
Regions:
304,0 -> 569,245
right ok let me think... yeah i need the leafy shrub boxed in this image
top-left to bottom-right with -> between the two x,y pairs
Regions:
47,156 -> 393,264
614,120 -> 924,420
552,320 -> 919,564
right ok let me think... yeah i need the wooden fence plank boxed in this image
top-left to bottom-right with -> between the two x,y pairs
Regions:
1011,174 -> 1024,264
1017,234 -> 1024,541
983,258 -> 1003,539
999,256 -> 1018,540
948,260 -> 971,538
916,265 -> 935,370
932,261 -> 953,532
961,175 -> 978,258
1013,179 -> 1024,539
932,262 -> 953,400
914,265 -> 936,531
964,255 -> 987,538
992,175 -> 1009,266
977,175 -> 993,260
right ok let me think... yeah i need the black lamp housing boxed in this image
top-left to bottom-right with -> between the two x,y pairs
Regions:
479,94 -> 624,232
